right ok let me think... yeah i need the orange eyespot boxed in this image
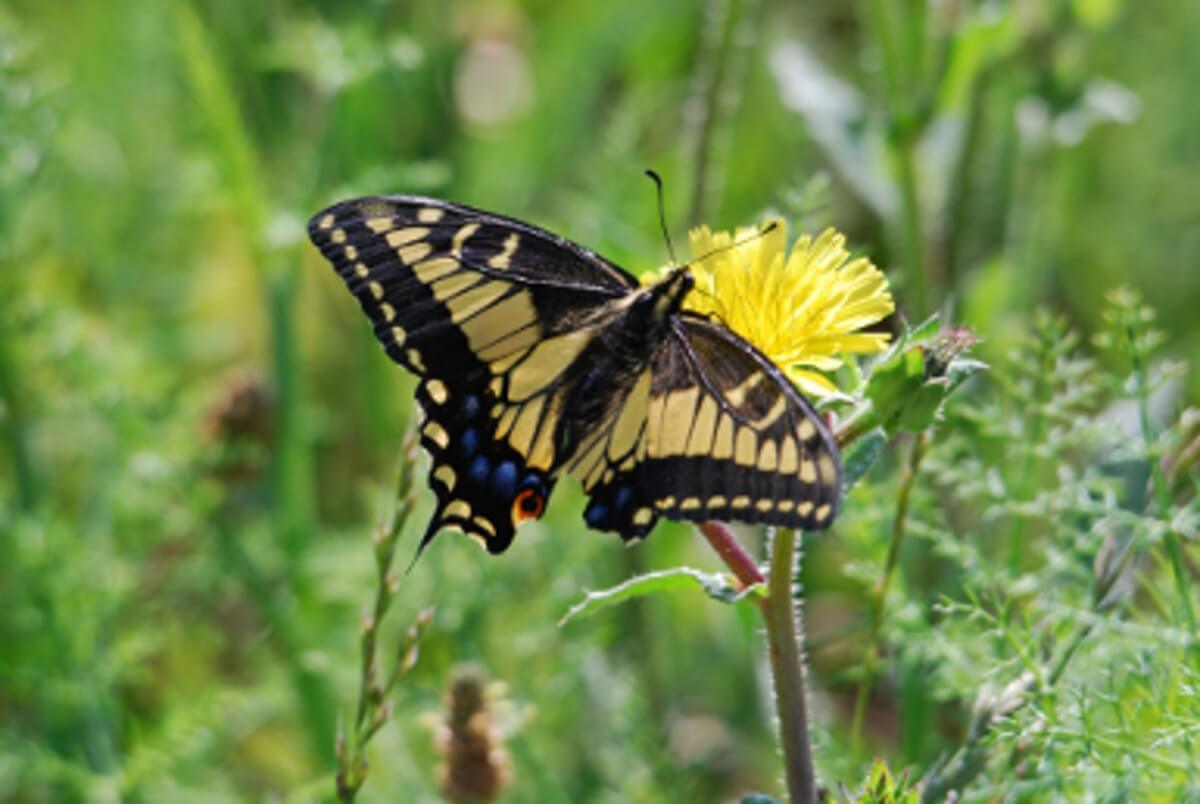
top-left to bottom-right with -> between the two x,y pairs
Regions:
511,488 -> 545,524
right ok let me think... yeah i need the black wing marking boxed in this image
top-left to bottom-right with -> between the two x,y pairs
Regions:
308,195 -> 637,553
309,195 -> 637,380
579,313 -> 842,540
416,378 -> 556,555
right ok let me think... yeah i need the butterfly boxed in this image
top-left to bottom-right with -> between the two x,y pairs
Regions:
308,196 -> 841,555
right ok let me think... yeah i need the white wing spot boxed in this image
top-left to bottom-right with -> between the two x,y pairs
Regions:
407,348 -> 426,372
365,216 -> 394,233
426,379 -> 449,405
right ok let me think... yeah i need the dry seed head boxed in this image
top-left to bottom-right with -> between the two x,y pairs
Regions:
436,665 -> 511,803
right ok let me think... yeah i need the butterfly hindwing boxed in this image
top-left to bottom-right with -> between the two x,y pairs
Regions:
578,313 -> 842,539
416,378 -> 556,554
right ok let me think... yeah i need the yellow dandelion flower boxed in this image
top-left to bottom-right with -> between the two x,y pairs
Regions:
646,219 -> 894,397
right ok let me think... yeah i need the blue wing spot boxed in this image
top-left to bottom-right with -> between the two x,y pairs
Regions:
585,502 -> 609,528
613,486 -> 633,511
468,455 -> 490,486
490,461 -> 518,499
460,427 -> 480,459
460,394 -> 482,421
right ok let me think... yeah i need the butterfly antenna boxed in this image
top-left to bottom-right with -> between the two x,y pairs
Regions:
686,220 -> 779,267
644,169 -> 678,266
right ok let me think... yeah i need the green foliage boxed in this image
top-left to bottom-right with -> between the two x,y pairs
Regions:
560,568 -> 764,627
822,290 -> 1200,800
857,318 -> 985,438
2,1 -> 1198,802
845,759 -> 919,804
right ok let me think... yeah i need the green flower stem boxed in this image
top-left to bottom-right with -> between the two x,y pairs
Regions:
943,65 -> 993,294
1006,350 -> 1049,570
764,528 -> 818,804
850,431 -> 928,755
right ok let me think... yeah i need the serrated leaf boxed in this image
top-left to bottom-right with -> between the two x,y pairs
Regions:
560,568 -> 764,626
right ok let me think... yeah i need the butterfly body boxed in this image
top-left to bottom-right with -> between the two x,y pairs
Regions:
309,195 -> 841,555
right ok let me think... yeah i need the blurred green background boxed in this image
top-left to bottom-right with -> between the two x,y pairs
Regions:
3,0 -> 1198,801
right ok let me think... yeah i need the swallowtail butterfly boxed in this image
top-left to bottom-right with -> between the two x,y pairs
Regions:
309,196 -> 841,554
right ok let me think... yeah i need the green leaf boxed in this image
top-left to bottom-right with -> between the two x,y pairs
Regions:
897,380 -> 947,432
843,428 -> 887,490
560,568 -> 764,626
866,346 -> 928,434
863,324 -> 983,436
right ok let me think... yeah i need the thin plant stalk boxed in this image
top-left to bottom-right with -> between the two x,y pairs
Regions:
1127,322 -> 1198,644
850,431 -> 929,754
686,0 -> 757,227
865,0 -> 931,317
337,434 -> 432,803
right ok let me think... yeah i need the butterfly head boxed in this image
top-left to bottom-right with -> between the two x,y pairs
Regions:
635,266 -> 693,322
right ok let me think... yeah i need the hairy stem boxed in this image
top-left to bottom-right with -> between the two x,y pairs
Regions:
697,522 -> 817,801
763,528 -> 818,804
